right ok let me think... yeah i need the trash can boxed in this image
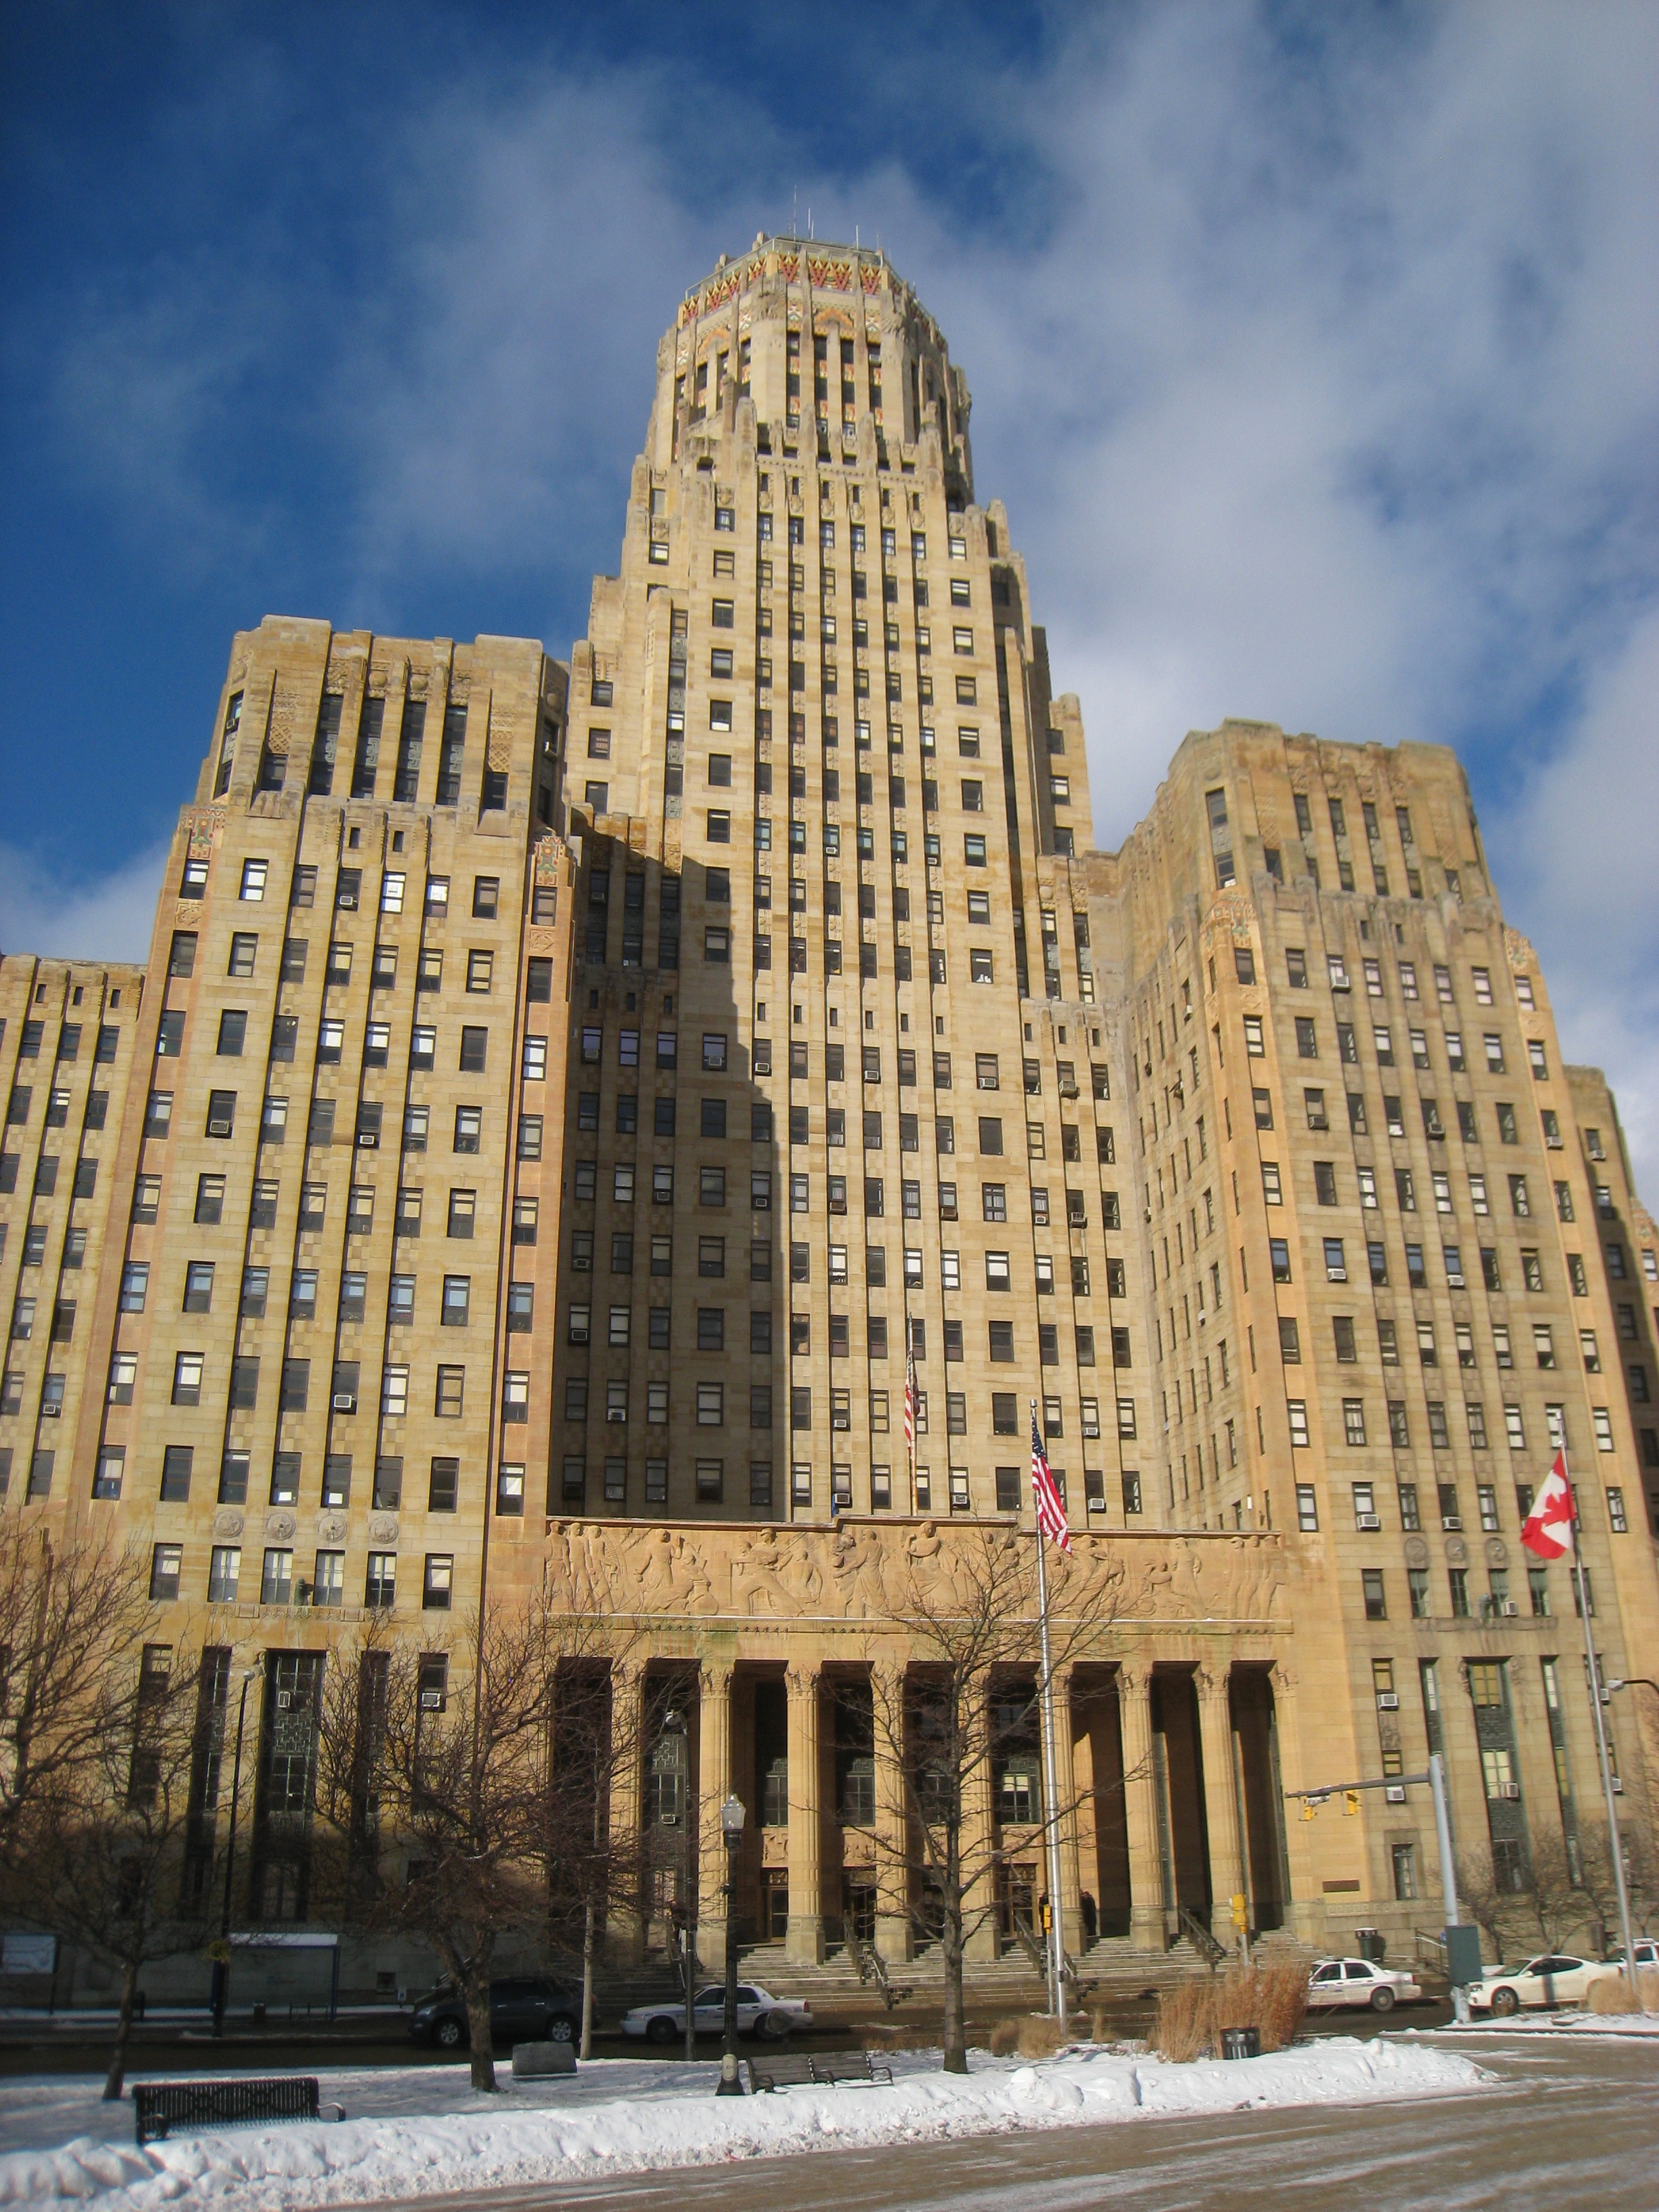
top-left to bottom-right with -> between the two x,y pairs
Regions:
1355,1929 -> 1387,1963
1220,2027 -> 1261,2060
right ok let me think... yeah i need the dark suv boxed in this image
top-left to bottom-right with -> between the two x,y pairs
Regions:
409,1975 -> 585,2049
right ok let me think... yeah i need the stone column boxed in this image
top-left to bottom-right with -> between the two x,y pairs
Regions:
1116,1664 -> 1167,1950
1051,1665 -> 1084,1958
785,1665 -> 823,1964
872,1664 -> 912,1962
1269,1662 -> 1325,1946
962,1668 -> 999,1961
1197,1666 -> 1246,1945
607,1661 -> 648,1961
697,1664 -> 735,1955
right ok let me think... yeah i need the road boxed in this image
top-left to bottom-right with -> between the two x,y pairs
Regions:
380,2035 -> 1659,2212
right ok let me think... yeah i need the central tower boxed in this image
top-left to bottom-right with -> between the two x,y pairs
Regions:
548,236 -> 1105,1527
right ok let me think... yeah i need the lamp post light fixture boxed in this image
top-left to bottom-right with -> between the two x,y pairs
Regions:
209,1664 -> 262,2038
717,1793 -> 747,2095
659,1704 -> 698,2066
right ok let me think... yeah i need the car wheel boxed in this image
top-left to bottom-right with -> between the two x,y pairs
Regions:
758,2009 -> 792,2040
1491,1987 -> 1520,2018
435,2016 -> 466,2049
646,2017 -> 678,2046
1370,1985 -> 1396,2013
545,2014 -> 576,2044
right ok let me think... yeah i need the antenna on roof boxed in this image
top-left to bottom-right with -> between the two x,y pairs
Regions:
808,207 -> 814,239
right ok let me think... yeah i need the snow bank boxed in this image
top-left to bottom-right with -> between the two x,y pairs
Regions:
0,2040 -> 1489,2209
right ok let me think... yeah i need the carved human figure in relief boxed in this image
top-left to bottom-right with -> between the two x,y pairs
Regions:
829,1523 -> 894,1619
733,1525 -> 796,1617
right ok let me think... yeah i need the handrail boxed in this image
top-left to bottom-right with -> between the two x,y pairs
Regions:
1178,1905 -> 1229,1967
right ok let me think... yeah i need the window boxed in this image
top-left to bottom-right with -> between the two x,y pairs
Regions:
1361,1570 -> 1387,1620
1296,1483 -> 1318,1531
239,859 -> 268,901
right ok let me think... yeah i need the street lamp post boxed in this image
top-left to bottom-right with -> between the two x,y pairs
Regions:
210,1665 -> 262,2038
717,1794 -> 746,2095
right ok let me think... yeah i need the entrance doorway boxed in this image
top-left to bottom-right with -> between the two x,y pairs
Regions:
762,1868 -> 789,1941
842,1874 -> 877,1945
996,1860 -> 1037,1944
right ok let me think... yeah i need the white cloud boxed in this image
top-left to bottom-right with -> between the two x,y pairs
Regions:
1492,607 -> 1659,1190
0,844 -> 167,969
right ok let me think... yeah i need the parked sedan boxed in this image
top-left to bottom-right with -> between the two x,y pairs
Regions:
1467,1954 -> 1619,2015
620,1983 -> 811,2043
1306,1958 -> 1424,2013
409,1975 -> 586,2049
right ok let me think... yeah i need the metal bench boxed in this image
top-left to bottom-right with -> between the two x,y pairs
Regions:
808,2050 -> 893,2087
746,2050 -> 818,2093
133,2076 -> 345,2146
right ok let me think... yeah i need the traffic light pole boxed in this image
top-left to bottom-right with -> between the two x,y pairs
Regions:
1285,1757 -> 1475,2021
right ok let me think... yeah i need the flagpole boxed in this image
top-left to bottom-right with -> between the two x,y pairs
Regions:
1568,1473 -> 1643,2011
1031,1400 -> 1067,2027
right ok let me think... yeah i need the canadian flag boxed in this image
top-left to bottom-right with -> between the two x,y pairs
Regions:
1521,1451 -> 1576,1559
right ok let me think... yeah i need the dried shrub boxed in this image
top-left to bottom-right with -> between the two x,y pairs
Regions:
1015,2015 -> 1072,2060
987,2013 -> 1073,2058
1588,1968 -> 1659,2015
1151,1964 -> 1308,2062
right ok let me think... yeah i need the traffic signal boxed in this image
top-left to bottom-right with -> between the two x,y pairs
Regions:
1344,1790 -> 1361,1817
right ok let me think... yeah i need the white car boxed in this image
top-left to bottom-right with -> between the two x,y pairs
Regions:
1466,1954 -> 1620,2015
1606,1940 -> 1659,1972
620,1982 -> 811,2043
1306,1958 -> 1424,2013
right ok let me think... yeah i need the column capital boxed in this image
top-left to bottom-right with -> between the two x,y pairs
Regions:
785,1664 -> 819,1702
1115,1662 -> 1153,1700
699,1660 -> 737,1694
1195,1664 -> 1233,1708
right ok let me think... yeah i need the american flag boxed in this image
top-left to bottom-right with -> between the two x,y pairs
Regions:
904,1338 -> 918,1471
1030,1408 -> 1071,1551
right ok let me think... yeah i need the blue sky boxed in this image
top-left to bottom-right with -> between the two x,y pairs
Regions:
3,1 -> 1656,1179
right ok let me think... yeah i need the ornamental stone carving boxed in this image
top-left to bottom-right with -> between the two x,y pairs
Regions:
316,1513 -> 347,1544
1485,1538 -> 1509,1570
1444,1534 -> 1469,1568
212,1509 -> 245,1539
265,1511 -> 296,1542
368,1513 -> 399,1544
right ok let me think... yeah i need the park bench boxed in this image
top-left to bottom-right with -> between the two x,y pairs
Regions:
808,2049 -> 894,2087
133,2076 -> 345,2146
746,2049 -> 895,2093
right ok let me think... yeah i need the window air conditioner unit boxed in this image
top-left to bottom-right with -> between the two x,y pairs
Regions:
357,1132 -> 379,1148
1376,1692 -> 1399,1710
207,1118 -> 232,1136
1356,1513 -> 1382,1531
419,1688 -> 446,1711
276,1691 -> 292,1711
40,1403 -> 60,1419
1385,1784 -> 1406,1803
1441,1515 -> 1462,1531
1498,1782 -> 1521,1800
606,1408 -> 627,1423
1611,1777 -> 1624,1794
333,1392 -> 357,1412
1500,1600 -> 1519,1616
337,891 -> 358,909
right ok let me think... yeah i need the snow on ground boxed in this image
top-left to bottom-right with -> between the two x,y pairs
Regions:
1443,2009 -> 1659,2038
0,2039 -> 1489,2209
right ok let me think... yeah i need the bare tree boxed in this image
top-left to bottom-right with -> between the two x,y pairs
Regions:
1510,1831 -> 1597,1954
1576,1819 -> 1658,1952
1456,1849 -> 1519,1962
545,1642 -> 649,2061
863,1525 -> 1120,2074
312,1601 -> 560,2093
0,1524 -> 154,1871
12,1640 -> 215,2099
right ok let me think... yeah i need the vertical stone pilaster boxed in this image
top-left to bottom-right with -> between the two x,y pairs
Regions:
872,1663 -> 912,1961
697,1663 -> 735,1948
1117,1664 -> 1166,1950
962,1668 -> 999,1961
1197,1666 -> 1246,1943
785,1665 -> 823,1963
1052,1665 -> 1084,1957
608,1662 -> 647,1960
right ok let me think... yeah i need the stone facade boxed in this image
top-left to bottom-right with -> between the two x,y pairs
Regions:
2,237 -> 1655,1995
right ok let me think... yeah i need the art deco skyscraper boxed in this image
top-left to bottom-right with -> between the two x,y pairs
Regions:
1,237 -> 1654,1978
